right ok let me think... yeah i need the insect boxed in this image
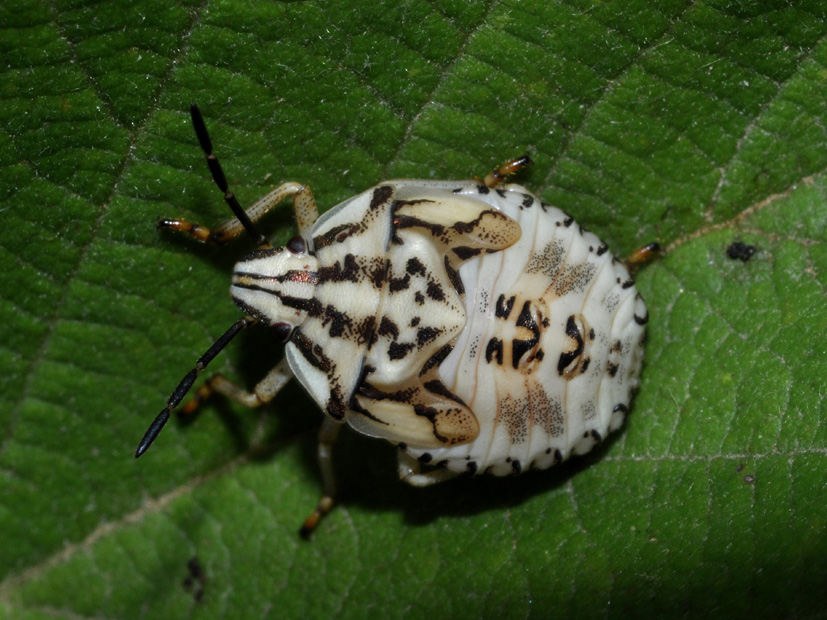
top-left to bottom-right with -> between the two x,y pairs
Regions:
136,104 -> 651,536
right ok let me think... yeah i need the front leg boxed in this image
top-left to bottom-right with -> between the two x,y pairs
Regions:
159,104 -> 320,246
161,182 -> 318,245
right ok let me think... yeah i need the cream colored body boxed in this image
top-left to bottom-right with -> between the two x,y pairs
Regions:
236,180 -> 647,484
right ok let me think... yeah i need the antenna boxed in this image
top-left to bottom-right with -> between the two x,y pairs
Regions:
135,316 -> 256,457
189,104 -> 268,248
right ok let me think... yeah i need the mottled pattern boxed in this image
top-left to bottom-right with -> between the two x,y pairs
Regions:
245,179 -> 647,482
279,183 -> 521,449
402,184 -> 647,478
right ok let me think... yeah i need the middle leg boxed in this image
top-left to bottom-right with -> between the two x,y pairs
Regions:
179,356 -> 294,417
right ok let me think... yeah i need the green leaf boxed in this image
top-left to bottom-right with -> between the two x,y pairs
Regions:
2,0 -> 826,617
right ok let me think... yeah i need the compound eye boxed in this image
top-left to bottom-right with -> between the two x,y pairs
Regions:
286,235 -> 307,254
272,322 -> 293,343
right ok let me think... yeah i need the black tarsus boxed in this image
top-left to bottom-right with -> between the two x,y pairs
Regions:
134,316 -> 257,458
189,103 -> 268,248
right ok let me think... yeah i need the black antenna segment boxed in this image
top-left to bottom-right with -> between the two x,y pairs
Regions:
134,316 -> 257,458
190,103 -> 268,248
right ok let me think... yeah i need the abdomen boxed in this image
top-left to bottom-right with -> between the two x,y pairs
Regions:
407,185 -> 647,476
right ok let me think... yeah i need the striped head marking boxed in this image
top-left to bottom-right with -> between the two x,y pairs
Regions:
230,236 -> 320,331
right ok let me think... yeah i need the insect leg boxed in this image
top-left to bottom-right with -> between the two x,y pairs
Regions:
159,104 -> 319,245
209,180 -> 318,241
178,356 -> 294,417
299,418 -> 342,538
135,316 -> 257,458
182,362 -> 344,539
624,242 -> 661,271
481,154 -> 533,188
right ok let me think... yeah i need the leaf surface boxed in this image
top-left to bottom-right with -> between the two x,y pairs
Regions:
2,0 -> 826,618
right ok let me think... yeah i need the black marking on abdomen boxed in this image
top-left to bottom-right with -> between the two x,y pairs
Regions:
634,310 -> 649,325
495,294 -> 515,319
585,429 -> 602,443
485,338 -> 504,365
512,300 -> 540,369
557,315 -> 584,375
554,262 -> 598,296
526,240 -> 566,278
515,301 -> 535,330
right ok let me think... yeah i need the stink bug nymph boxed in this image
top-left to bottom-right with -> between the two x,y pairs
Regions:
136,104 -> 651,536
